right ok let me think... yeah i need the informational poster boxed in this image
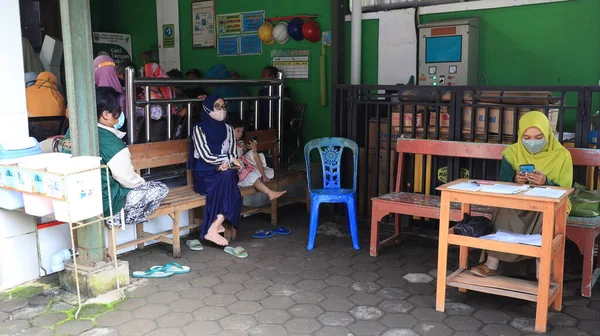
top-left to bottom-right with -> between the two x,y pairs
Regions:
163,24 -> 175,48
271,49 -> 310,79
217,13 -> 242,35
240,35 -> 262,55
92,32 -> 132,65
242,11 -> 265,33
192,0 -> 215,48
217,36 -> 239,56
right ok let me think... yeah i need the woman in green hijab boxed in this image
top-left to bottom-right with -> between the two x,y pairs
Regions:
470,111 -> 573,277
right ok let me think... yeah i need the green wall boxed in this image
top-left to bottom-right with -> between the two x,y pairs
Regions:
91,0 -> 334,142
420,0 -> 600,131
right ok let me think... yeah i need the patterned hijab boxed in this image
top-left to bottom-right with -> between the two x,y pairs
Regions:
143,63 -> 173,100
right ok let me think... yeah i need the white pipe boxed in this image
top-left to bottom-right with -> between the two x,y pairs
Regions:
50,248 -> 72,273
351,0 -> 362,84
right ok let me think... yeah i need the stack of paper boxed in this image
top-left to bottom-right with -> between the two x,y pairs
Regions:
480,184 -> 529,195
523,188 -> 566,199
447,182 -> 481,192
480,230 -> 542,246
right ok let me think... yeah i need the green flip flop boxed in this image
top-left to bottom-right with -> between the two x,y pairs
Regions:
186,239 -> 203,251
151,262 -> 191,274
224,246 -> 248,258
132,267 -> 175,279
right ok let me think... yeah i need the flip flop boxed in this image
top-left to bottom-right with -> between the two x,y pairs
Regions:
224,246 -> 248,258
252,229 -> 275,239
272,227 -> 292,235
151,262 -> 191,275
186,239 -> 204,251
132,267 -> 174,279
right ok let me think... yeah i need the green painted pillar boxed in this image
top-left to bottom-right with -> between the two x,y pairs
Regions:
59,0 -> 104,263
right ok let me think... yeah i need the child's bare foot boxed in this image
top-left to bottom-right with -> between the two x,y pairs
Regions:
268,190 -> 287,201
204,230 -> 229,246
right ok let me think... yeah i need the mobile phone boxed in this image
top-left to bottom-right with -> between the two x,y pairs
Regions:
519,164 -> 535,174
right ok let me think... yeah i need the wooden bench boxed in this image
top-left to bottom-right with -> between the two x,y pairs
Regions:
370,138 -> 600,297
107,130 -> 308,259
107,139 -> 204,259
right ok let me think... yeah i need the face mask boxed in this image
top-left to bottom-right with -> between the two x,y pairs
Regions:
522,139 -> 547,154
114,112 -> 125,130
209,110 -> 226,121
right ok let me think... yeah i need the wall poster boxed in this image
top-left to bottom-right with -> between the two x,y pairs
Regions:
192,0 -> 215,48
217,36 -> 240,57
271,49 -> 310,80
217,13 -> 242,35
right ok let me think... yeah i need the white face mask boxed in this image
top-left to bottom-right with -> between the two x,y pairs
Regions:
209,110 -> 226,121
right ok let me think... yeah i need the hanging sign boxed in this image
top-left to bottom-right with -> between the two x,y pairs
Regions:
92,32 -> 133,64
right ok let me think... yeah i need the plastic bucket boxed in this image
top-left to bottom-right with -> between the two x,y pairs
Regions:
0,138 -> 42,210
18,153 -> 71,217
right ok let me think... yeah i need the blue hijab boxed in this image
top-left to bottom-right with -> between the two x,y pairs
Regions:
189,95 -> 227,171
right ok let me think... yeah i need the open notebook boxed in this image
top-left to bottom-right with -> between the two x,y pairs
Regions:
447,182 -> 528,195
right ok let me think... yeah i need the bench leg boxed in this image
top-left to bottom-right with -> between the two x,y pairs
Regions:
136,222 -> 145,251
568,226 -> 595,297
107,226 -> 116,262
394,214 -> 401,243
171,212 -> 181,258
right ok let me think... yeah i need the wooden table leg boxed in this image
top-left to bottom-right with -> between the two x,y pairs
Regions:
535,203 -> 555,332
436,192 -> 451,312
458,203 -> 471,293
552,201 -> 567,311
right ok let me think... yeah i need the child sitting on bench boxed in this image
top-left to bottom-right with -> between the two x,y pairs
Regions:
229,117 -> 286,201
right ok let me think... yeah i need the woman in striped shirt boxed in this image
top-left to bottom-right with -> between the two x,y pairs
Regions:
189,95 -> 243,247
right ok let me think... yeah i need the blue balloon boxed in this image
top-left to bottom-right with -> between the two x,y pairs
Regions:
288,18 -> 304,41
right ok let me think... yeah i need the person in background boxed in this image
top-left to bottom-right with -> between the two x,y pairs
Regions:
470,112 -> 573,279
62,87 -> 168,227
116,59 -> 139,93
189,95 -> 243,248
230,70 -> 249,97
22,37 -> 44,73
184,68 -> 208,98
26,72 -> 66,117
258,66 -> 292,130
228,116 -> 286,200
205,64 -> 245,116
136,63 -> 177,142
94,55 -> 127,119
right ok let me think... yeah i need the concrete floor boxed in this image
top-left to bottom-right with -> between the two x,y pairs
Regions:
1,205 -> 600,336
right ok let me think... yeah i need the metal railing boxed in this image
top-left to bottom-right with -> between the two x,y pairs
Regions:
333,85 -> 599,217
124,67 -> 286,164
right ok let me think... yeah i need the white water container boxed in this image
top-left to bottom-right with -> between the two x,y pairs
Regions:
48,156 -> 102,223
18,154 -> 72,217
0,138 -> 43,210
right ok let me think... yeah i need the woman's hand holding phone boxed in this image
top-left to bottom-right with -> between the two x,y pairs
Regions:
526,170 -> 546,186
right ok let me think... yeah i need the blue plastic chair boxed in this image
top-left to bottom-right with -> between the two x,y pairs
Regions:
304,137 -> 360,250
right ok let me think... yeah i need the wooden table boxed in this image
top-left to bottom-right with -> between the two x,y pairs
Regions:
436,179 -> 573,333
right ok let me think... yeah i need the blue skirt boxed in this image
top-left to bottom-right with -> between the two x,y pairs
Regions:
193,169 -> 242,239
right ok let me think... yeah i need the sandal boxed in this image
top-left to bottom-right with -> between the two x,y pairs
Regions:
252,229 -> 275,239
272,227 -> 292,235
470,264 -> 497,277
224,246 -> 248,258
132,267 -> 175,279
151,262 -> 191,275
186,239 -> 204,251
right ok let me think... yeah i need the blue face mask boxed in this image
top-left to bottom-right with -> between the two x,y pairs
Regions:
522,139 -> 547,154
114,112 -> 125,130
